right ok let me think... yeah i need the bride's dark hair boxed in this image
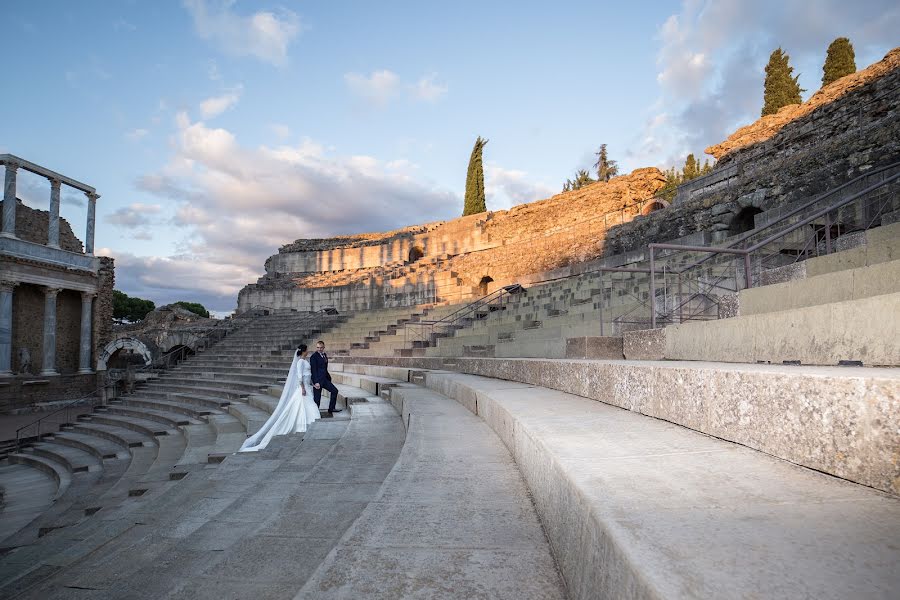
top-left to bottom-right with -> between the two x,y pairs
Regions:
296,344 -> 308,357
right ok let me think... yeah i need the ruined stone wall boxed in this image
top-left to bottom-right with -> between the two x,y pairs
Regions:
239,50 -> 899,313
94,257 -> 115,366
0,199 -> 84,253
56,290 -> 82,374
604,49 -> 900,256
240,168 -> 666,311
12,283 -> 45,373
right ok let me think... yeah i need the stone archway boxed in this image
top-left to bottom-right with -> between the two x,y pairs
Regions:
97,337 -> 152,371
408,246 -> 425,263
730,206 -> 763,235
641,199 -> 669,215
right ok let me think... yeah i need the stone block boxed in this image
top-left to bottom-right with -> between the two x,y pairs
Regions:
622,328 -> 666,360
565,336 -> 623,359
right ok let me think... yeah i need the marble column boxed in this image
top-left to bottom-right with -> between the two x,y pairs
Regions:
2,161 -> 18,238
48,178 -> 61,248
85,192 -> 98,255
78,292 -> 95,374
0,281 -> 17,377
40,287 -> 61,376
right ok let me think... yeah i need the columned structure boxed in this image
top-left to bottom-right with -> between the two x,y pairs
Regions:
0,281 -> 16,376
0,154 -> 109,409
79,292 -> 95,373
2,160 -> 17,238
48,178 -> 61,248
40,287 -> 61,376
85,192 -> 98,255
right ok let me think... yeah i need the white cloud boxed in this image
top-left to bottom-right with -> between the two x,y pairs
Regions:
345,70 -> 449,106
485,165 -> 555,210
344,70 -> 400,106
199,85 -> 243,119
627,0 -> 900,170
184,0 -> 302,66
105,203 -> 163,228
270,123 -> 291,139
126,128 -> 149,141
409,73 -> 448,102
131,114 -> 458,311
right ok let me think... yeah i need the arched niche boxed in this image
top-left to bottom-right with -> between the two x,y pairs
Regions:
408,246 -> 425,263
641,199 -> 670,215
478,275 -> 494,296
97,337 -> 153,371
730,206 -> 763,235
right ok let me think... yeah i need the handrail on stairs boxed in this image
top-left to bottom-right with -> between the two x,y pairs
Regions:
646,167 -> 900,327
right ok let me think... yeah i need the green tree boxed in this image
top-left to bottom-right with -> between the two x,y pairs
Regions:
463,136 -> 488,216
761,48 -> 804,116
173,301 -> 210,318
113,290 -> 155,322
593,144 -> 619,182
683,154 -> 699,181
563,169 -> 595,192
822,37 -> 856,86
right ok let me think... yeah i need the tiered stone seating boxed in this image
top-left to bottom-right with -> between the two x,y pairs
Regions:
626,221 -> 900,365
0,310 -> 345,553
327,358 -> 899,599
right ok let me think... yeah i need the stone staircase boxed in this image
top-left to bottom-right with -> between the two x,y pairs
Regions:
0,310 -> 346,554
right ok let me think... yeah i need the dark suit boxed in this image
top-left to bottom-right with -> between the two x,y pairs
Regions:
309,351 -> 339,411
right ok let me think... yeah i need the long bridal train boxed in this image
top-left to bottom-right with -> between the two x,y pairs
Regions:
239,346 -> 321,452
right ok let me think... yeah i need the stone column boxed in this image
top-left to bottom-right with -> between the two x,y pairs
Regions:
85,192 -> 98,255
40,287 -> 61,376
78,292 -> 95,373
2,161 -> 18,238
48,178 -> 61,248
0,281 -> 17,377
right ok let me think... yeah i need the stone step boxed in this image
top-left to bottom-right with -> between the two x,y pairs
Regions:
68,422 -> 155,449
632,291 -> 900,366
136,390 -> 232,410
103,404 -> 202,428
227,402 -> 270,436
27,442 -> 102,474
79,413 -> 172,439
49,431 -> 129,460
6,452 -> 71,500
0,461 -> 57,546
123,396 -> 221,419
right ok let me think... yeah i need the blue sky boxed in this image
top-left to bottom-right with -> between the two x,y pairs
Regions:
2,1 -> 897,314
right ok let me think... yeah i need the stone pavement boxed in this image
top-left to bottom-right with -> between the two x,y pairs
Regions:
296,387 -> 566,599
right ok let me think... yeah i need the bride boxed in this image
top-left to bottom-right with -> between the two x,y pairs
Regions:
239,344 -> 321,452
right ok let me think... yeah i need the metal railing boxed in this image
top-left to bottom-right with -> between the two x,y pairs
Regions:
646,164 -> 900,327
404,285 -> 526,348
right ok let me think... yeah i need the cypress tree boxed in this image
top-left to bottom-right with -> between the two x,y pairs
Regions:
761,48 -> 804,116
463,136 -> 488,216
593,144 -> 619,182
822,37 -> 856,86
683,154 -> 699,180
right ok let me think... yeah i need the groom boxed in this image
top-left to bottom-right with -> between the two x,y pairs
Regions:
310,340 -> 342,415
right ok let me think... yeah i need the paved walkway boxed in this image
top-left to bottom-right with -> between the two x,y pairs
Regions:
296,387 -> 566,599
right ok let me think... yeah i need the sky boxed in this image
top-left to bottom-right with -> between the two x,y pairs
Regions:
2,1 -> 897,316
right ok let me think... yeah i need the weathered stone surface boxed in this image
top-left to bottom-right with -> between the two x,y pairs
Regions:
335,357 -> 900,496
706,48 -> 900,160
622,328 -> 665,360
347,366 -> 900,600
565,336 -> 624,359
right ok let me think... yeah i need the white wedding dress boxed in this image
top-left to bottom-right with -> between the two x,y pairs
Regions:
239,355 -> 321,452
